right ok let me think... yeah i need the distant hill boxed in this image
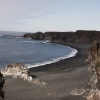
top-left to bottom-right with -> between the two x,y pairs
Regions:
0,31 -> 25,36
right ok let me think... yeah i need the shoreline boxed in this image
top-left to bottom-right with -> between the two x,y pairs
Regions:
29,43 -> 89,72
4,43 -> 91,100
27,42 -> 78,68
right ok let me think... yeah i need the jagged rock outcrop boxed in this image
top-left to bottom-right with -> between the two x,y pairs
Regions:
22,33 -> 33,38
22,30 -> 100,43
70,40 -> 100,100
0,72 -> 5,100
85,40 -> 100,100
23,32 -> 45,40
1,63 -> 46,85
32,32 -> 45,40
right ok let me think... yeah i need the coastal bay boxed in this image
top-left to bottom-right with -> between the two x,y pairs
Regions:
4,43 -> 90,100
0,0 -> 100,99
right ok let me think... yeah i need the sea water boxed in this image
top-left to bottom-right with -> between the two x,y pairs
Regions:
0,36 -> 77,68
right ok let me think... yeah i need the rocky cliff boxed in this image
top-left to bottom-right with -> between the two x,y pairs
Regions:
70,40 -> 100,100
85,40 -> 100,100
22,30 -> 100,43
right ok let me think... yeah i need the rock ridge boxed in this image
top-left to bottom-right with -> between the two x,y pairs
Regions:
22,30 -> 100,43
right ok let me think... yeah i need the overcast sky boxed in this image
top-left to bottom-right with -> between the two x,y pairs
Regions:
0,0 -> 100,32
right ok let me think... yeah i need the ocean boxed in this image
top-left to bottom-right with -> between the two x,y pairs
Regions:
0,36 -> 77,68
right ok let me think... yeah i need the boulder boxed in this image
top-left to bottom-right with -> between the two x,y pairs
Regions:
1,63 -> 29,78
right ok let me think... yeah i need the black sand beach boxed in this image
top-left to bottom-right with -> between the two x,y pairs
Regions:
4,43 -> 90,100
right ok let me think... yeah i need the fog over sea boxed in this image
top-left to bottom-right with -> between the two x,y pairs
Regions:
0,35 -> 77,69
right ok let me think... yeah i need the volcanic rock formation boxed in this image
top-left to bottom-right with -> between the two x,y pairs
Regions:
22,30 -> 100,43
85,40 -> 100,100
70,40 -> 100,100
1,63 -> 46,85
0,72 -> 5,100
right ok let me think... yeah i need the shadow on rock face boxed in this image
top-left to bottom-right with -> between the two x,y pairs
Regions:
0,72 -> 5,100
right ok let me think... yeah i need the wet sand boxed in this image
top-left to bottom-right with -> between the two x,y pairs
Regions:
4,43 -> 91,100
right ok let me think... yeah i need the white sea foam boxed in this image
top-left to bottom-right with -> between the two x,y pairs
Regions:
19,40 -> 50,44
42,40 -> 50,43
26,45 -> 78,68
19,41 -> 36,44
